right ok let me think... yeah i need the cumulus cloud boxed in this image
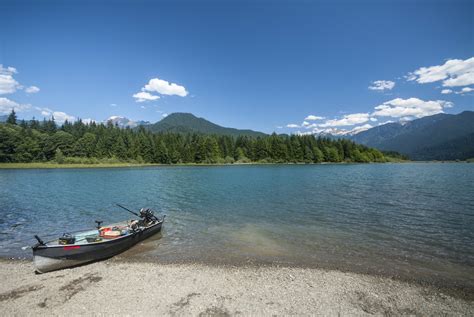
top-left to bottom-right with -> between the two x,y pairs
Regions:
407,57 -> 474,87
348,124 -> 373,134
0,65 -> 17,74
318,113 -> 370,127
0,65 -> 21,95
441,89 -> 453,94
304,115 -> 325,121
25,86 -> 40,94
143,77 -> 188,97
133,91 -> 160,102
372,98 -> 453,119
456,87 -> 473,94
134,76 -> 188,103
0,97 -> 31,113
304,123 -> 318,129
51,111 -> 75,122
368,80 -> 395,91
38,107 -> 76,122
286,123 -> 299,128
82,118 -> 96,124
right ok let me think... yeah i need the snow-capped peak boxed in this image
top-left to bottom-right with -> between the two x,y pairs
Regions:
105,116 -> 150,128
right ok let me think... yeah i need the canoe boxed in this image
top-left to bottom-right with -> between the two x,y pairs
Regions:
32,215 -> 165,273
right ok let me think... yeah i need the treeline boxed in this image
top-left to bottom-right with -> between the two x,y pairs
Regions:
0,111 -> 389,164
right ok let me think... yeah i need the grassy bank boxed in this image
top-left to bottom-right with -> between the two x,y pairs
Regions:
0,162 -> 163,169
0,161 -> 412,169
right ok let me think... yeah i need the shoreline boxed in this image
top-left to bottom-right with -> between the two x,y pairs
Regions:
120,257 -> 474,301
3,256 -> 473,302
0,162 -> 388,170
0,259 -> 472,315
2,160 -> 470,170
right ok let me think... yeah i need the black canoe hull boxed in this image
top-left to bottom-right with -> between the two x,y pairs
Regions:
33,221 -> 163,273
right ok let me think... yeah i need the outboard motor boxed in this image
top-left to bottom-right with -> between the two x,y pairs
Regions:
139,208 -> 157,223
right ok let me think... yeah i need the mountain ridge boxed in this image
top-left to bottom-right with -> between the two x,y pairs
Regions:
144,113 -> 266,137
349,111 -> 474,160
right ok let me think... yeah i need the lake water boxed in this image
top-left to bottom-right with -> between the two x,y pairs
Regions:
0,164 -> 473,289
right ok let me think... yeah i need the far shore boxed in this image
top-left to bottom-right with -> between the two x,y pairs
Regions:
3,160 -> 471,170
0,259 -> 472,315
0,161 -> 387,169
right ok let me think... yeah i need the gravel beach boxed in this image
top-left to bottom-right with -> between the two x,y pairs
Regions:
0,259 -> 472,316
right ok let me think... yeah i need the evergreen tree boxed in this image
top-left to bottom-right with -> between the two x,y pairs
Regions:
6,109 -> 17,125
54,148 -> 65,164
0,118 -> 390,164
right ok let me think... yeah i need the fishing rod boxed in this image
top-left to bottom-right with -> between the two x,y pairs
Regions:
116,203 -> 161,221
116,203 -> 141,218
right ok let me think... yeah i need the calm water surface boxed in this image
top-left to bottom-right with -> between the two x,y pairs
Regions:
0,164 -> 473,288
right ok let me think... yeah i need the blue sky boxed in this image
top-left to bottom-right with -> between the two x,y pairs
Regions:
1,0 -> 473,134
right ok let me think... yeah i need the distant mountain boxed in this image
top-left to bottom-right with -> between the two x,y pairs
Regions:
314,125 -> 373,139
0,115 -> 7,123
106,116 -> 150,128
144,113 -> 266,137
411,133 -> 474,161
350,111 -> 474,160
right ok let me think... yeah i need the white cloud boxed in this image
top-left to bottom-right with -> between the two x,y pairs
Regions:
372,98 -> 453,119
304,115 -> 325,121
369,117 -> 378,122
110,103 -> 117,107
1,66 -> 17,74
456,87 -> 473,94
441,89 -> 452,94
0,65 -> 21,95
133,91 -> 160,103
82,118 -> 96,124
304,123 -> 318,129
162,113 -> 168,118
368,80 -> 395,91
38,107 -> 76,122
25,86 -> 40,94
286,123 -> 299,128
53,112 -> 76,122
407,57 -> 474,87
143,77 -> 188,97
348,124 -> 373,134
0,97 -> 31,113
318,113 -> 370,127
